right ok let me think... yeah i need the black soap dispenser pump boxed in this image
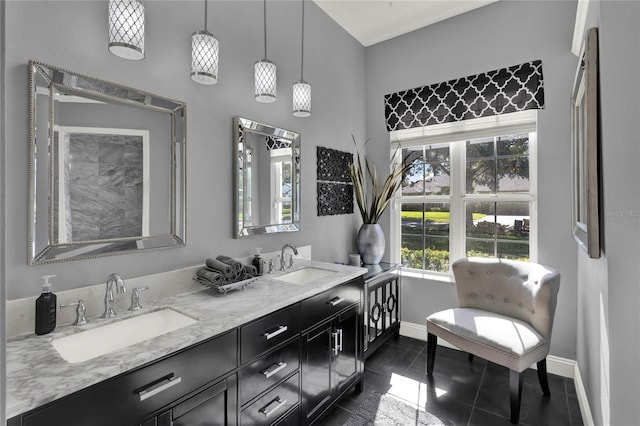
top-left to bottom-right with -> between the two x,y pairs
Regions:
35,274 -> 57,335
252,248 -> 264,276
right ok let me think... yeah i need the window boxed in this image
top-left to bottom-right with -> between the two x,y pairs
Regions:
270,148 -> 293,224
391,112 -> 537,276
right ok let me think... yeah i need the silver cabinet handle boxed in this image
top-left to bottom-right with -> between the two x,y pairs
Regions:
328,296 -> 344,306
263,325 -> 288,340
337,328 -> 343,353
259,396 -> 287,418
137,375 -> 182,402
331,330 -> 339,355
261,361 -> 287,379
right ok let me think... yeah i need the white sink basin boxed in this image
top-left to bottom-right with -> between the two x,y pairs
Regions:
276,267 -> 338,285
52,308 -> 197,363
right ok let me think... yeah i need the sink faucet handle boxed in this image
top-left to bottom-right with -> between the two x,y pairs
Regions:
129,287 -> 149,311
268,259 -> 275,274
288,254 -> 295,269
60,300 -> 89,326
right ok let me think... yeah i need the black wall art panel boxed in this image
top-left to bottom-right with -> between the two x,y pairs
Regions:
384,60 -> 545,131
317,146 -> 353,183
316,146 -> 354,216
317,182 -> 354,216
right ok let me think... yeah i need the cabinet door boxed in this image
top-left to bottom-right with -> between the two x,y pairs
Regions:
301,323 -> 333,421
384,276 -> 400,331
333,305 -> 360,395
365,274 -> 400,356
170,374 -> 237,426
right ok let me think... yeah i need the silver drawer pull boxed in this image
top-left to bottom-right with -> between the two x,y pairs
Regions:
328,296 -> 344,306
263,325 -> 288,340
261,361 -> 287,379
137,375 -> 182,402
259,396 -> 287,418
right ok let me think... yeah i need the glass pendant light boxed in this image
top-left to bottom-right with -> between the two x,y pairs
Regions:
191,0 -> 219,85
108,0 -> 145,60
293,0 -> 311,117
255,0 -> 277,103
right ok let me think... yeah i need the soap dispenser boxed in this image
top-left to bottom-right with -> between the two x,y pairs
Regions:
252,248 -> 264,276
35,274 -> 57,335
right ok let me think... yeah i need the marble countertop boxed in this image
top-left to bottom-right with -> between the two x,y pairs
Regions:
6,260 -> 367,419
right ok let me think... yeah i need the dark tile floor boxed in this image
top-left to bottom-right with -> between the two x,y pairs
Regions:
317,336 -> 584,426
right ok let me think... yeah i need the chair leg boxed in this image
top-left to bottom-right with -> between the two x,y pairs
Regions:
509,369 -> 524,424
426,333 -> 437,376
468,353 -> 474,362
537,359 -> 551,396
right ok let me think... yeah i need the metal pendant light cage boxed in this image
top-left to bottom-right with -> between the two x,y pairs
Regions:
255,59 -> 277,103
255,0 -> 277,103
191,31 -> 219,84
293,80 -> 311,117
292,0 -> 311,116
191,0 -> 219,85
108,0 -> 145,60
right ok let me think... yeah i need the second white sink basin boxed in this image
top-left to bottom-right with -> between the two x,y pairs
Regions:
276,267 -> 338,285
52,308 -> 197,363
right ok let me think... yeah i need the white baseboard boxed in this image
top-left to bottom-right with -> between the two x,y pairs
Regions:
399,320 -> 594,424
573,362 -> 595,426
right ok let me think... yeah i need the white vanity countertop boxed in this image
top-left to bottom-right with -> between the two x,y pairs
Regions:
6,260 -> 367,419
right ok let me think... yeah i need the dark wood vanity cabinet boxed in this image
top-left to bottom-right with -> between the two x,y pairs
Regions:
363,263 -> 401,358
9,275 -> 365,426
301,277 -> 364,424
15,330 -> 238,426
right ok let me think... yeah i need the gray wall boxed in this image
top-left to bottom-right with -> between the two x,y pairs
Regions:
1,0 -> 6,421
364,0 -> 579,360
576,1 -> 640,425
4,1 -> 365,300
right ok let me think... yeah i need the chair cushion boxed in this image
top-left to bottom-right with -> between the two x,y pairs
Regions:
427,307 -> 549,372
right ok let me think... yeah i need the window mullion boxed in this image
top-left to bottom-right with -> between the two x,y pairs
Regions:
450,141 -> 464,266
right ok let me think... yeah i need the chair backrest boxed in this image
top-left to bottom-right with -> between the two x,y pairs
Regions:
451,257 -> 561,340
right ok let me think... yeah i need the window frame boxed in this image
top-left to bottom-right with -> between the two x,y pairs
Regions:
390,111 -> 538,278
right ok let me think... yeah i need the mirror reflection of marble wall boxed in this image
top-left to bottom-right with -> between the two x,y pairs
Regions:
52,98 -> 171,243
54,129 -> 147,242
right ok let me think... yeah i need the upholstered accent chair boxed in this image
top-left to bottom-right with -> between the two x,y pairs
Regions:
426,257 -> 560,424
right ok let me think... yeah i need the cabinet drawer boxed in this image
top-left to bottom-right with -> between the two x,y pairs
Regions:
241,304 -> 300,363
22,330 -> 237,426
239,338 -> 300,406
273,406 -> 300,426
301,278 -> 362,331
240,373 -> 300,426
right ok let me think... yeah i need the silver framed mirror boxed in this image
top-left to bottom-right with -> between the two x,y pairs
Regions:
234,116 -> 300,238
28,60 -> 187,264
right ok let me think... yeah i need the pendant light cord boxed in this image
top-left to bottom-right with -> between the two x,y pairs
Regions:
204,0 -> 208,32
300,0 -> 305,80
263,0 -> 268,58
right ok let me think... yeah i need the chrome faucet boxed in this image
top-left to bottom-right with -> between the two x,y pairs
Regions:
102,273 -> 126,318
128,287 -> 149,311
280,244 -> 299,271
60,300 -> 88,326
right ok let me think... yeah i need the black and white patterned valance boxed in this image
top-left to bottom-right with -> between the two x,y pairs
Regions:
384,60 -> 545,132
266,136 -> 291,150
